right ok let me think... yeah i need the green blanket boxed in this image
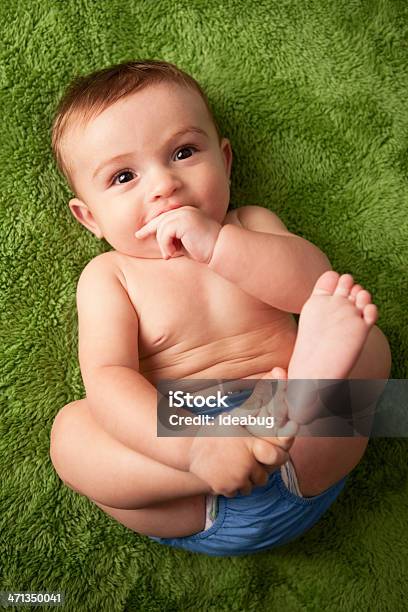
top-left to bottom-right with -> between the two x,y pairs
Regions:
1,0 -> 407,609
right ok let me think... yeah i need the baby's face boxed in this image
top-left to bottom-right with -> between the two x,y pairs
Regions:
63,82 -> 232,257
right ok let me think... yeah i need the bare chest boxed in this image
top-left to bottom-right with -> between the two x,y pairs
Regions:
117,253 -> 297,383
125,255 -> 275,350
111,211 -> 297,382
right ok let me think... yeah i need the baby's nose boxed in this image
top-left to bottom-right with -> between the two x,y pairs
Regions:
149,170 -> 182,200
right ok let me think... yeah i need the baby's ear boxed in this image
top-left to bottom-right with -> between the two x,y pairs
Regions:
221,138 -> 233,179
68,198 -> 103,239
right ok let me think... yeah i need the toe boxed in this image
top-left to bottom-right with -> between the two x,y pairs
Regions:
349,284 -> 362,302
356,289 -> 371,310
312,271 -> 340,296
334,274 -> 354,297
363,303 -> 378,326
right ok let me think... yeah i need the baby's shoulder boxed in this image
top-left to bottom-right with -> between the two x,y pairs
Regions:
231,205 -> 292,235
78,251 -> 127,290
224,206 -> 269,231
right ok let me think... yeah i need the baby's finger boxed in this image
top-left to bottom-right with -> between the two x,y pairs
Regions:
264,396 -> 288,422
164,237 -> 179,259
251,438 -> 290,466
244,420 -> 277,438
260,435 -> 294,452
277,420 -> 299,438
243,409 -> 296,447
251,378 -> 274,404
135,218 -> 158,238
265,380 -> 289,418
156,222 -> 175,259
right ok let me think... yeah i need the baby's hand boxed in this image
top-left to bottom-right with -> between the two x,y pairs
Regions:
134,205 -> 222,263
188,426 -> 292,497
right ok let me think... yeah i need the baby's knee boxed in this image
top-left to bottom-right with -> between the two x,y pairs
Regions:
49,399 -> 87,483
350,325 -> 392,380
368,325 -> 392,378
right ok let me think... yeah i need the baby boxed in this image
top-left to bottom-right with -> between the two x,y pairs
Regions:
49,60 -> 391,556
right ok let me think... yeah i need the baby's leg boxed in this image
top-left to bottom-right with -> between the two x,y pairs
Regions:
277,271 -> 391,496
50,399 -> 209,537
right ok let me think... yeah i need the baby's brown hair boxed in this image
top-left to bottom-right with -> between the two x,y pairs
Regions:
51,59 -> 222,194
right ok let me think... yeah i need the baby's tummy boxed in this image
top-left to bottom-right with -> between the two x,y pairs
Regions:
140,319 -> 297,387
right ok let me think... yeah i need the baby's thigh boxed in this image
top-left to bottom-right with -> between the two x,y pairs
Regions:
50,400 -> 206,538
289,434 -> 368,497
92,495 -> 206,538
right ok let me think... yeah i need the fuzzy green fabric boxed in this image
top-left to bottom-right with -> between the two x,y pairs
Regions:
1,0 -> 407,610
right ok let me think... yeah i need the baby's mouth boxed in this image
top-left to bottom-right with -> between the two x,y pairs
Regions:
147,203 -> 184,224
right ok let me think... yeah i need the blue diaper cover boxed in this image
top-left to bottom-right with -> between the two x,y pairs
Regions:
149,387 -> 347,556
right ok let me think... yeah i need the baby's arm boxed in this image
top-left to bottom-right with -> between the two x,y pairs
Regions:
208,206 -> 331,314
77,255 -> 198,471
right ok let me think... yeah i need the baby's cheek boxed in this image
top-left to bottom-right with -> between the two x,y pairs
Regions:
205,176 -> 230,218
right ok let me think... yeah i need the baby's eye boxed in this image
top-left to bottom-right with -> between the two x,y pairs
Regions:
112,169 -> 135,186
174,146 -> 197,161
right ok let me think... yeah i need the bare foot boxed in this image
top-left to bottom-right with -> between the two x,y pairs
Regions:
289,271 -> 377,379
231,367 -> 299,442
286,271 -> 378,424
